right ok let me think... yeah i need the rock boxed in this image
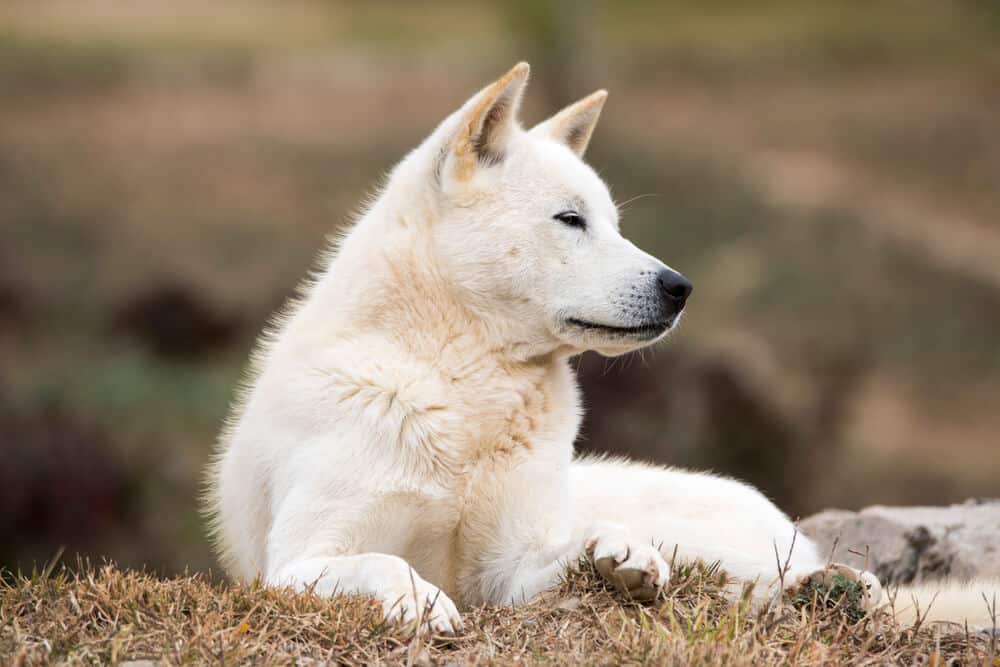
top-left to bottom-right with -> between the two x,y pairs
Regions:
799,499 -> 1000,585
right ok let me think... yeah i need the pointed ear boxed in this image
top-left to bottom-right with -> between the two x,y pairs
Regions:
449,62 -> 529,180
531,90 -> 607,157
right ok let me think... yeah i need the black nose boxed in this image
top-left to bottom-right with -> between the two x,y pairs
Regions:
657,268 -> 693,310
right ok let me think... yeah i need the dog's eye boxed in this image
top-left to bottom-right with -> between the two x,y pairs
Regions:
553,211 -> 586,229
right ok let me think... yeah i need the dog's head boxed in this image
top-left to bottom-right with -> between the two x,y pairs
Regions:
427,63 -> 691,357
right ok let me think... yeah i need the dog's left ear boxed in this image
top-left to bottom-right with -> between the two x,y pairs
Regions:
448,62 -> 530,181
531,90 -> 607,157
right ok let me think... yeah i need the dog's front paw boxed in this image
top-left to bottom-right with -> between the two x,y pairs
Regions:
585,525 -> 670,601
380,578 -> 464,635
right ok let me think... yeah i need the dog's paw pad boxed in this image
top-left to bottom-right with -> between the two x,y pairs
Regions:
587,531 -> 670,601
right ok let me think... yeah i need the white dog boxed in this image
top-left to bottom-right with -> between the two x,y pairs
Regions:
205,63 -> 996,633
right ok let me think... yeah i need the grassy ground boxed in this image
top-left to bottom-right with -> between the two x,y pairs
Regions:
3,560 -> 995,665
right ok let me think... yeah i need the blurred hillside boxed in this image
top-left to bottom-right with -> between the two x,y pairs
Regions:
2,1 -> 999,576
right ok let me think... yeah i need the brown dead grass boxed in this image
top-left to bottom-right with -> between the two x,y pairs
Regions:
2,559 -> 994,666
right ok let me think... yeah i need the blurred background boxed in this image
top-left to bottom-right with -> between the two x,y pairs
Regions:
2,0 -> 999,577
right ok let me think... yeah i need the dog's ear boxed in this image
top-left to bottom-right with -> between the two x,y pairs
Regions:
447,62 -> 529,181
531,90 -> 607,157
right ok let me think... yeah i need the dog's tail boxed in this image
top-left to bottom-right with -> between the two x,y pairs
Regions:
889,578 -> 999,631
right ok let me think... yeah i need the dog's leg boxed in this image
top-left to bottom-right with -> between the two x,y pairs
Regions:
570,457 -> 885,608
264,483 -> 463,633
461,455 -> 670,606
268,554 -> 463,633
470,519 -> 671,606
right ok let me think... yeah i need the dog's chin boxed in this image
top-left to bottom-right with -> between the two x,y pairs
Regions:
561,317 -> 674,355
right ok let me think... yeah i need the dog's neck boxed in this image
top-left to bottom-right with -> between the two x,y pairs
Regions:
304,200 -> 567,371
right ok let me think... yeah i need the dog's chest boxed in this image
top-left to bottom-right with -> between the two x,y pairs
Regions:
435,359 -> 575,471
384,365 -> 568,498
365,357 -> 578,590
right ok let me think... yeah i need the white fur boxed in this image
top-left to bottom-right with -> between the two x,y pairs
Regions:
889,579 -> 999,631
204,63 -> 994,633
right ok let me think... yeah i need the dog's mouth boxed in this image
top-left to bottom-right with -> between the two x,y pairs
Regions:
565,317 -> 671,341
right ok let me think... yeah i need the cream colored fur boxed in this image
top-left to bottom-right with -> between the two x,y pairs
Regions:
889,578 -> 999,631
204,63 -> 997,633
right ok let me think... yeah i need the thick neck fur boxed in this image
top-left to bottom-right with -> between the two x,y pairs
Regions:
290,131 -> 565,372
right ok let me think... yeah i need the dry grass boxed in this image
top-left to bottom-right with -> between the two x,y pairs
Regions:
2,559 -> 994,666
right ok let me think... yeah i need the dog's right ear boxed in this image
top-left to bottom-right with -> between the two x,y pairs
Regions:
443,62 -> 529,183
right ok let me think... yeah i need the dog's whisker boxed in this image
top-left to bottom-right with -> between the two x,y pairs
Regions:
616,192 -> 661,213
